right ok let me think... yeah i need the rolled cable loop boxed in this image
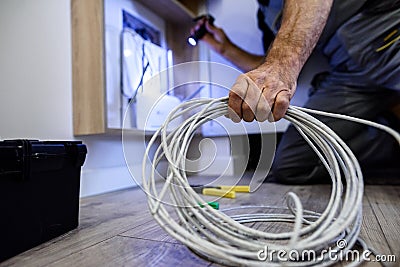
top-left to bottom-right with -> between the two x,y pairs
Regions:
141,96 -> 400,266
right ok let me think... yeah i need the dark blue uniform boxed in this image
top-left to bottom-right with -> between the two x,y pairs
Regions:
258,0 -> 400,183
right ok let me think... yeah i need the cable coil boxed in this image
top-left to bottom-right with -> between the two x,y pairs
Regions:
141,97 -> 399,266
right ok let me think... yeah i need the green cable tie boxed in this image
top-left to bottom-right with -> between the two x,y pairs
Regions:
199,201 -> 219,210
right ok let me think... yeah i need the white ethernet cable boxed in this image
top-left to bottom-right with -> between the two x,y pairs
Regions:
141,96 -> 399,266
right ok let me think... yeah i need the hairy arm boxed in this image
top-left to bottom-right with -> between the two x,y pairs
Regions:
229,0 -> 334,122
266,0 -> 333,84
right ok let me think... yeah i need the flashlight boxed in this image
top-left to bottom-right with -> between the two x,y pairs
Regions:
187,14 -> 215,46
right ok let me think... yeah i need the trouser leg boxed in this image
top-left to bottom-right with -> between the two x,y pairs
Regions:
270,88 -> 400,184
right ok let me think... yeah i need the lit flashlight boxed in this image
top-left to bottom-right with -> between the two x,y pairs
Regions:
187,14 -> 215,46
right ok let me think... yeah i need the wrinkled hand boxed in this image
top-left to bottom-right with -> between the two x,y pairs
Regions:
228,65 -> 296,122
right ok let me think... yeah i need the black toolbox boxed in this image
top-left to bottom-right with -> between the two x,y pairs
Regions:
0,140 -> 87,262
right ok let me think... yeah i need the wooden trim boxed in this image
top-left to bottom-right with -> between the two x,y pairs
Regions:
175,0 -> 203,17
135,0 -> 206,24
71,0 -> 106,135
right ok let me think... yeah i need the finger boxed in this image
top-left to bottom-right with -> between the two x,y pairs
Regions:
228,75 -> 248,123
270,89 -> 290,122
226,105 -> 241,122
202,33 -> 220,47
228,92 -> 242,123
255,89 -> 271,122
201,23 -> 222,47
242,79 -> 262,122
205,21 -> 218,34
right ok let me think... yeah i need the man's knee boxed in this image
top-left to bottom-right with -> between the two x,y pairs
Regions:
271,162 -> 330,185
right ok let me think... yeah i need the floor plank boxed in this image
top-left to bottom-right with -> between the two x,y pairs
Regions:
364,186 -> 400,265
1,181 -> 398,267
360,194 -> 393,256
119,212 -> 179,244
0,188 -> 153,267
47,236 -> 211,267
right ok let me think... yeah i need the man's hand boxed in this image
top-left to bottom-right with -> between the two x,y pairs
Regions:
227,0 -> 333,123
228,64 -> 296,122
190,19 -> 266,72
190,18 -> 232,55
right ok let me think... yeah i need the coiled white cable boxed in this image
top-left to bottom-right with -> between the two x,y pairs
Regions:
141,96 -> 399,266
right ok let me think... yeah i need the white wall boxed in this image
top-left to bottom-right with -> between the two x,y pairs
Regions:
0,0 -> 144,197
0,0 -> 73,140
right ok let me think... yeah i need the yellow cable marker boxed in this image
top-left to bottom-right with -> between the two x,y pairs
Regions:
202,188 -> 236,198
218,185 -> 250,193
191,184 -> 250,198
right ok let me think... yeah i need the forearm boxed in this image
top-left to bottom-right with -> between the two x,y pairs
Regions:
261,0 -> 333,78
220,42 -> 265,72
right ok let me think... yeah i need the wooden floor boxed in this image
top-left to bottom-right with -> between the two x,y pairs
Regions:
1,176 -> 399,267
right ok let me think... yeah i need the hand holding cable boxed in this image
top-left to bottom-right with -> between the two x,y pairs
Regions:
228,63 -> 296,123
